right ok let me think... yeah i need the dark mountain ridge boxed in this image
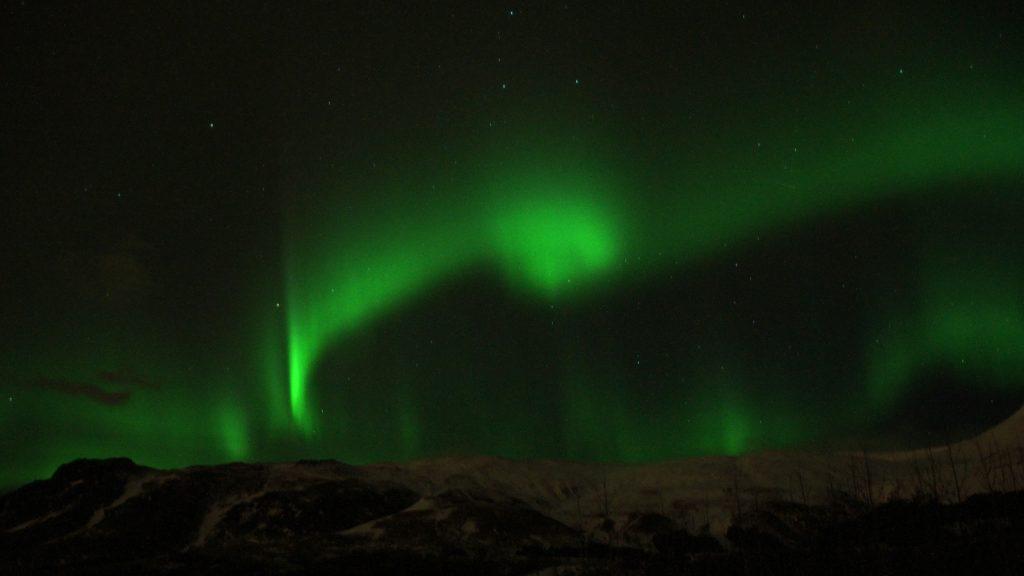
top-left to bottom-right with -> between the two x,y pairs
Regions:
5,406 -> 1024,574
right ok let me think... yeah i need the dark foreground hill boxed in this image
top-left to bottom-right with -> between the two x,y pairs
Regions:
4,444 -> 1024,574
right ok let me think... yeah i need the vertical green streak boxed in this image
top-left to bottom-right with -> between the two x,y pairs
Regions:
219,402 -> 249,461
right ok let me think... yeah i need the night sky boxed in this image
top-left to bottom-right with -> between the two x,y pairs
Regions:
3,2 -> 1024,489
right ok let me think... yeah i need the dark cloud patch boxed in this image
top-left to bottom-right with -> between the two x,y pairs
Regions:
32,378 -> 130,406
98,368 -> 160,390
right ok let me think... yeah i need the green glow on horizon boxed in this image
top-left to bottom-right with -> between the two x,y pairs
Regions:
866,258 -> 1024,410
1,321 -> 267,487
219,402 -> 250,461
560,368 -> 798,460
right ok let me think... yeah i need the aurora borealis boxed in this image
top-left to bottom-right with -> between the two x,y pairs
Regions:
3,2 -> 1024,490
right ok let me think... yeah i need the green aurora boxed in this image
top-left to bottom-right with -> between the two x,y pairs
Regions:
3,8 -> 1024,491
278,73 -> 1024,447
